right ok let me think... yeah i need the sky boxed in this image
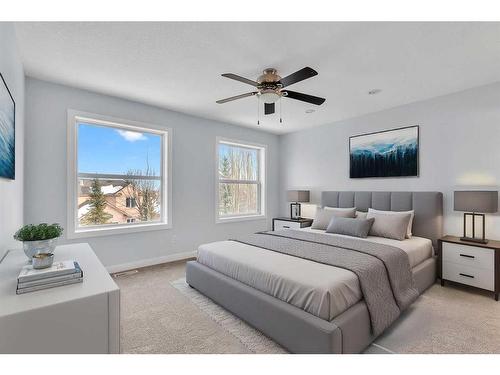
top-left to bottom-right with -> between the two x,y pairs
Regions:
78,122 -> 161,175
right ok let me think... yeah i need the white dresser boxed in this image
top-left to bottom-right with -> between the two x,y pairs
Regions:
0,243 -> 120,353
438,236 -> 499,301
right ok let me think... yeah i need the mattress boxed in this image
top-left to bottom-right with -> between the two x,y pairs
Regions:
196,229 -> 433,321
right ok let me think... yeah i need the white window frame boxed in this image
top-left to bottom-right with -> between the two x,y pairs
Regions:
215,137 -> 267,223
67,110 -> 172,239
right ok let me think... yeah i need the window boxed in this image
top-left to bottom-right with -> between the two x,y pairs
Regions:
126,197 -> 137,208
216,138 -> 266,222
67,110 -> 171,238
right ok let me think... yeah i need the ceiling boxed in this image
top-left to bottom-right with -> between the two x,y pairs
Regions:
14,22 -> 500,134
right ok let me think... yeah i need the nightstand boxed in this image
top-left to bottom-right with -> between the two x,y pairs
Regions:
438,235 -> 500,301
272,217 -> 313,231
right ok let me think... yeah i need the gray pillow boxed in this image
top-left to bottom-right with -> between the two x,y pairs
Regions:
366,211 -> 412,241
311,207 -> 356,230
326,217 -> 375,238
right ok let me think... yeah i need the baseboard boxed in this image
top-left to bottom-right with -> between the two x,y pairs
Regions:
106,251 -> 197,274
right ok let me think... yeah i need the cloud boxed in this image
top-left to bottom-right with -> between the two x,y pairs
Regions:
116,129 -> 147,142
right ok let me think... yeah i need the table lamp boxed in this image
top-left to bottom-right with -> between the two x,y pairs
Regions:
287,190 -> 310,219
454,190 -> 498,244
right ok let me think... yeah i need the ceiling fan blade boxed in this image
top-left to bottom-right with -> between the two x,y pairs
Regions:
221,73 -> 259,87
216,92 -> 257,104
264,103 -> 275,115
283,90 -> 326,105
279,67 -> 318,88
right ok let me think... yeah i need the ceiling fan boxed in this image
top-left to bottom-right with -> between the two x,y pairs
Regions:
216,67 -> 326,116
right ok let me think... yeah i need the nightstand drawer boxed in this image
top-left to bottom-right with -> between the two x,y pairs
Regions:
274,220 -> 302,230
443,261 -> 494,291
442,242 -> 494,271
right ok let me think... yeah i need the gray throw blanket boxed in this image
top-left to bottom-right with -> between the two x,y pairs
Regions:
232,229 -> 419,335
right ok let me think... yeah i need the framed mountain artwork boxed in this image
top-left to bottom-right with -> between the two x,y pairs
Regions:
349,125 -> 419,178
0,72 -> 15,180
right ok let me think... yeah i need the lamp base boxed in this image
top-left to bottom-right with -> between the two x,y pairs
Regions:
461,213 -> 488,244
460,236 -> 489,245
290,202 -> 301,219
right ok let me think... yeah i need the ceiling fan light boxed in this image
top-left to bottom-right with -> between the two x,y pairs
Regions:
259,91 -> 281,104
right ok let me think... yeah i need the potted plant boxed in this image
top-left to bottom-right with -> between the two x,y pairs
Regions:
13,223 -> 64,261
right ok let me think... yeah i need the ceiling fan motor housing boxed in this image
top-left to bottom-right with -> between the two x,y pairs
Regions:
257,68 -> 282,103
257,68 -> 281,84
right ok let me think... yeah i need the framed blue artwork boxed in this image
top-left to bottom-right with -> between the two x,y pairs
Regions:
349,125 -> 419,178
0,72 -> 15,180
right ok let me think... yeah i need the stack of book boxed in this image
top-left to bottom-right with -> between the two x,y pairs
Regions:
17,260 -> 84,294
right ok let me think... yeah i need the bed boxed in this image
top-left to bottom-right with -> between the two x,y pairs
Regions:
186,191 -> 443,353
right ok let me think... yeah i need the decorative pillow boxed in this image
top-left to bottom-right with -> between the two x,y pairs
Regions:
326,217 -> 375,238
356,211 -> 368,219
367,208 -> 415,238
311,207 -> 356,230
324,206 -> 357,214
366,210 -> 412,241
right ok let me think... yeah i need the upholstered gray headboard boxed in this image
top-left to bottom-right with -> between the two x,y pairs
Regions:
321,191 -> 443,247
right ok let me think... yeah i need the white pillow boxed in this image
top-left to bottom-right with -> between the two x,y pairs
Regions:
311,207 -> 356,230
356,211 -> 368,219
367,208 -> 414,238
366,210 -> 412,241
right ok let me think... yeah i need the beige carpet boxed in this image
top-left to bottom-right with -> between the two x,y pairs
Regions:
114,261 -> 500,354
171,278 -> 287,353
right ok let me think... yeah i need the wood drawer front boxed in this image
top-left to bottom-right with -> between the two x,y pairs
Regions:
274,220 -> 302,230
443,261 -> 494,291
442,242 -> 494,271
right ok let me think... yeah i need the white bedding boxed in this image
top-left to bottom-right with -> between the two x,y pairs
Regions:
302,228 -> 433,268
196,229 -> 433,321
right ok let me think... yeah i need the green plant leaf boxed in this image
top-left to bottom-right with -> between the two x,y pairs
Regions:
13,223 -> 63,241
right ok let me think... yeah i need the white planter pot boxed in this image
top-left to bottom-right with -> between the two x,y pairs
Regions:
23,238 -> 58,262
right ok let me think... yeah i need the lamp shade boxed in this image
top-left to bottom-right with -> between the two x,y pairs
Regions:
287,190 -> 310,203
454,191 -> 498,213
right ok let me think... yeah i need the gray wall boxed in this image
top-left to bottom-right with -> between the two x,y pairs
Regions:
280,82 -> 500,239
0,23 -> 25,259
25,78 -> 280,269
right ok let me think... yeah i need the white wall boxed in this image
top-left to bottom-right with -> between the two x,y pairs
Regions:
25,78 -> 280,270
280,82 -> 500,239
0,23 -> 24,260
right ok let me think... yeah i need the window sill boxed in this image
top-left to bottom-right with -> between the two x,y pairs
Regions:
67,222 -> 171,239
216,214 -> 267,224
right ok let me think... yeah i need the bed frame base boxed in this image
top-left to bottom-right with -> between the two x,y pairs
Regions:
186,257 -> 436,354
